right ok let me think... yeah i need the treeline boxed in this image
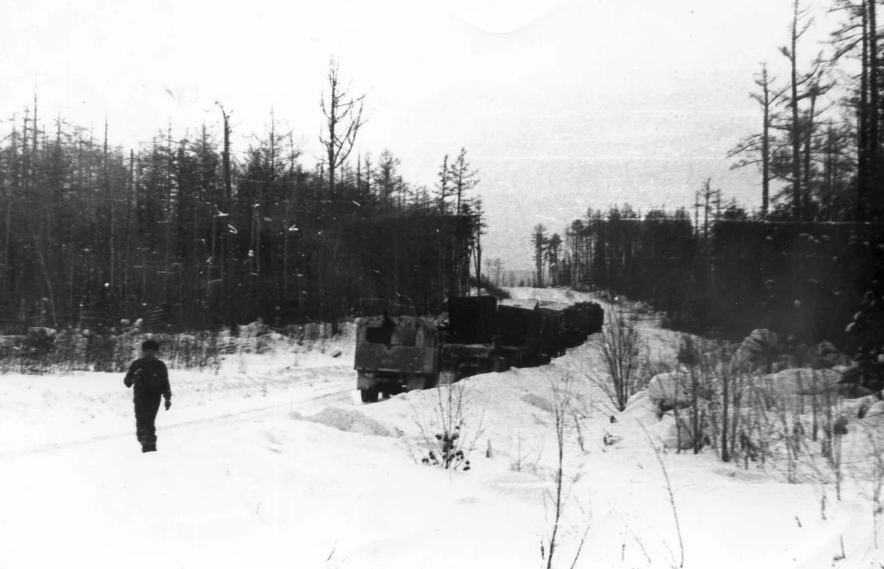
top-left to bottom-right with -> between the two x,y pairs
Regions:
533,204 -> 883,352
0,93 -> 484,332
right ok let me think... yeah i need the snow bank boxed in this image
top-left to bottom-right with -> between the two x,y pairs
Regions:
648,369 -> 693,409
294,406 -> 397,437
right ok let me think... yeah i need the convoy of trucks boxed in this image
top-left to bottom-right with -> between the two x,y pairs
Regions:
354,295 -> 604,403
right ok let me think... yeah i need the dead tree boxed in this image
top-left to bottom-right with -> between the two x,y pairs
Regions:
778,0 -> 817,220
727,64 -> 784,217
216,102 -> 237,331
319,57 -> 366,200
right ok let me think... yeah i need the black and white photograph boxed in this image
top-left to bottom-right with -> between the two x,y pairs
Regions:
1,0 -> 884,567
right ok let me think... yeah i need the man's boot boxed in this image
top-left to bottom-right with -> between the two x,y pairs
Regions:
142,443 -> 157,453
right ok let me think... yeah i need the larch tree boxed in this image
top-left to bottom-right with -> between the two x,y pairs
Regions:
532,224 -> 547,288
728,64 -> 785,217
449,147 -> 479,215
436,154 -> 451,215
470,198 -> 486,290
800,67 -> 833,219
491,257 -> 504,286
864,0 -> 879,218
373,149 -> 402,211
817,120 -> 854,219
778,0 -> 819,220
216,102 -> 237,331
829,0 -> 881,220
546,233 -> 562,287
319,57 -> 366,200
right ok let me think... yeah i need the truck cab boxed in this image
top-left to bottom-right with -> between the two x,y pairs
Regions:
354,314 -> 439,402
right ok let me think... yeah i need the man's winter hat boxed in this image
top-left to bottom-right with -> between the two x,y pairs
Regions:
142,340 -> 161,351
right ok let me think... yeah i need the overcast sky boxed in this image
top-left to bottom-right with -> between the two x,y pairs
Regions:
3,0 -> 837,270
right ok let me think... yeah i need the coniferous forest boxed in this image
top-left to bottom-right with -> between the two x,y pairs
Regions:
0,65 -> 484,333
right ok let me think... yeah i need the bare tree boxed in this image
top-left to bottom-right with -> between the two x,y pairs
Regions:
778,0 -> 824,220
541,373 -> 590,569
596,308 -> 646,411
216,102 -> 237,331
639,422 -> 685,568
830,0 -> 880,219
728,64 -> 785,217
866,0 -> 879,218
319,57 -> 366,199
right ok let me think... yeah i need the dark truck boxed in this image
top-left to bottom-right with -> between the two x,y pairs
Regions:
354,298 -> 506,403
354,313 -> 440,402
354,296 -> 604,403
538,300 -> 605,353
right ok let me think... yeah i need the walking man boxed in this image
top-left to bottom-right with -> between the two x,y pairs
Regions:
124,339 -> 172,453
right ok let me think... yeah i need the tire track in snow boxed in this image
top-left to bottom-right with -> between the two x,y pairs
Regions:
0,377 -> 354,461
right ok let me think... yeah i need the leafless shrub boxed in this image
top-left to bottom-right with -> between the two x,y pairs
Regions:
856,426 -> 884,546
639,421 -> 684,569
415,383 -> 483,471
0,329 -> 223,374
594,308 -> 647,411
541,372 -> 591,569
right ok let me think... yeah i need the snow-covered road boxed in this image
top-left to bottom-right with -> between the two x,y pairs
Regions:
1,289 -> 882,569
0,329 -> 545,569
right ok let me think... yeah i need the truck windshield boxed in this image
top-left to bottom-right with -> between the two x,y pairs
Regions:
364,318 -> 419,346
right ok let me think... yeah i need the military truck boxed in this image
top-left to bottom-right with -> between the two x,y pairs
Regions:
496,299 -> 548,366
354,314 -> 440,402
354,298 -> 507,403
354,296 -> 604,403
539,300 -> 605,351
569,301 -> 605,341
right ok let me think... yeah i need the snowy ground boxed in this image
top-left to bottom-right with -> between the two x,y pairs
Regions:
1,288 -> 882,569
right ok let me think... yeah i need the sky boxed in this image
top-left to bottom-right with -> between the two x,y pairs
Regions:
3,0 -> 839,270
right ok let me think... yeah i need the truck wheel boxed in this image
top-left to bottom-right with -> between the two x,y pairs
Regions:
360,386 -> 379,403
381,385 -> 399,399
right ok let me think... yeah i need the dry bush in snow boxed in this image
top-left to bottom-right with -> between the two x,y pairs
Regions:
593,308 -> 648,412
541,373 -> 590,569
414,383 -> 483,471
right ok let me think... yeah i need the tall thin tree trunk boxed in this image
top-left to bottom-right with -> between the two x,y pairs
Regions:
761,67 -> 772,217
722,367 -> 730,462
219,104 -> 236,331
790,0 -> 802,220
165,126 -> 173,302
105,121 -> 115,296
859,5 -> 870,220
125,149 -> 134,305
868,0 -> 879,218
803,87 -> 818,216
3,128 -> 14,293
31,231 -> 57,327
